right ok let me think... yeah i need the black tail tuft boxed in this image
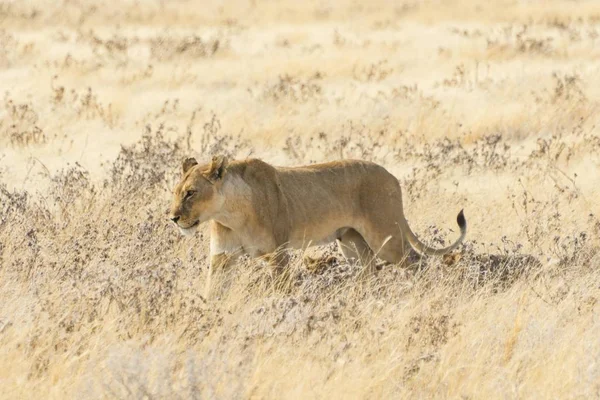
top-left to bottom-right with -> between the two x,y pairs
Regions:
457,209 -> 466,229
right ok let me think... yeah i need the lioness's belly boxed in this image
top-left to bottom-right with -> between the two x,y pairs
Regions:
284,190 -> 360,248
287,219 -> 354,248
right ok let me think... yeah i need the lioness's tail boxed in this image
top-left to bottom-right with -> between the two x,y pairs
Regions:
403,210 -> 467,256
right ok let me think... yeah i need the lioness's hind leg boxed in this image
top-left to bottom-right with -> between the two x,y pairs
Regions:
362,231 -> 412,266
337,228 -> 376,273
266,249 -> 291,271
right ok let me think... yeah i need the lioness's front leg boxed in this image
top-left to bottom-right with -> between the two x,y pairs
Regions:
205,221 -> 244,299
205,252 -> 242,298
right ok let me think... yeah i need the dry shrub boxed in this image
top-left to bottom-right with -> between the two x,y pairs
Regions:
551,72 -> 586,103
0,29 -> 35,67
1,97 -> 46,147
262,73 -> 323,103
352,60 -> 394,82
48,83 -> 119,128
150,35 -> 222,61
486,24 -> 555,57
80,31 -> 137,65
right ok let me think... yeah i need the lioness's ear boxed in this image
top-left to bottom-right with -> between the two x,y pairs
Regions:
182,157 -> 198,174
207,155 -> 228,181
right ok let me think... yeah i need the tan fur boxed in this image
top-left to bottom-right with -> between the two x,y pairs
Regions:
169,156 -> 467,295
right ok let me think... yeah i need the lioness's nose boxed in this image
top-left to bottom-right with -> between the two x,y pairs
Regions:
171,216 -> 180,224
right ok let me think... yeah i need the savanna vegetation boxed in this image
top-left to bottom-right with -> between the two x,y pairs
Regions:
1,0 -> 599,398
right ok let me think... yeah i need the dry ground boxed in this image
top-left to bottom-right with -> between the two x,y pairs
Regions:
1,0 -> 600,398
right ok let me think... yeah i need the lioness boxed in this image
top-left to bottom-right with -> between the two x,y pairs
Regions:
169,156 -> 466,293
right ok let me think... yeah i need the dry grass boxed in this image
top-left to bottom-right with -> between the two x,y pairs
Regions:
1,0 -> 600,398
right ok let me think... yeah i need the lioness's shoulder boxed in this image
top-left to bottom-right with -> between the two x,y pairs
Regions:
228,158 -> 279,185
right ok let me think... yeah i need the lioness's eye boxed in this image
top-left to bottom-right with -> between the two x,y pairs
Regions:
184,190 -> 195,199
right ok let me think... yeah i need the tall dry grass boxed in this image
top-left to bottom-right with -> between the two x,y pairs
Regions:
1,0 -> 600,398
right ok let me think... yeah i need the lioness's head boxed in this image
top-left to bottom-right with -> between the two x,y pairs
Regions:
169,155 -> 228,236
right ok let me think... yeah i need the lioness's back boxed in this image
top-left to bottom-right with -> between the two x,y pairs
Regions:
276,159 -> 394,190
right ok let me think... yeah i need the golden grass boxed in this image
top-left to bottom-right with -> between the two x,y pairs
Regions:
1,0 -> 599,398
